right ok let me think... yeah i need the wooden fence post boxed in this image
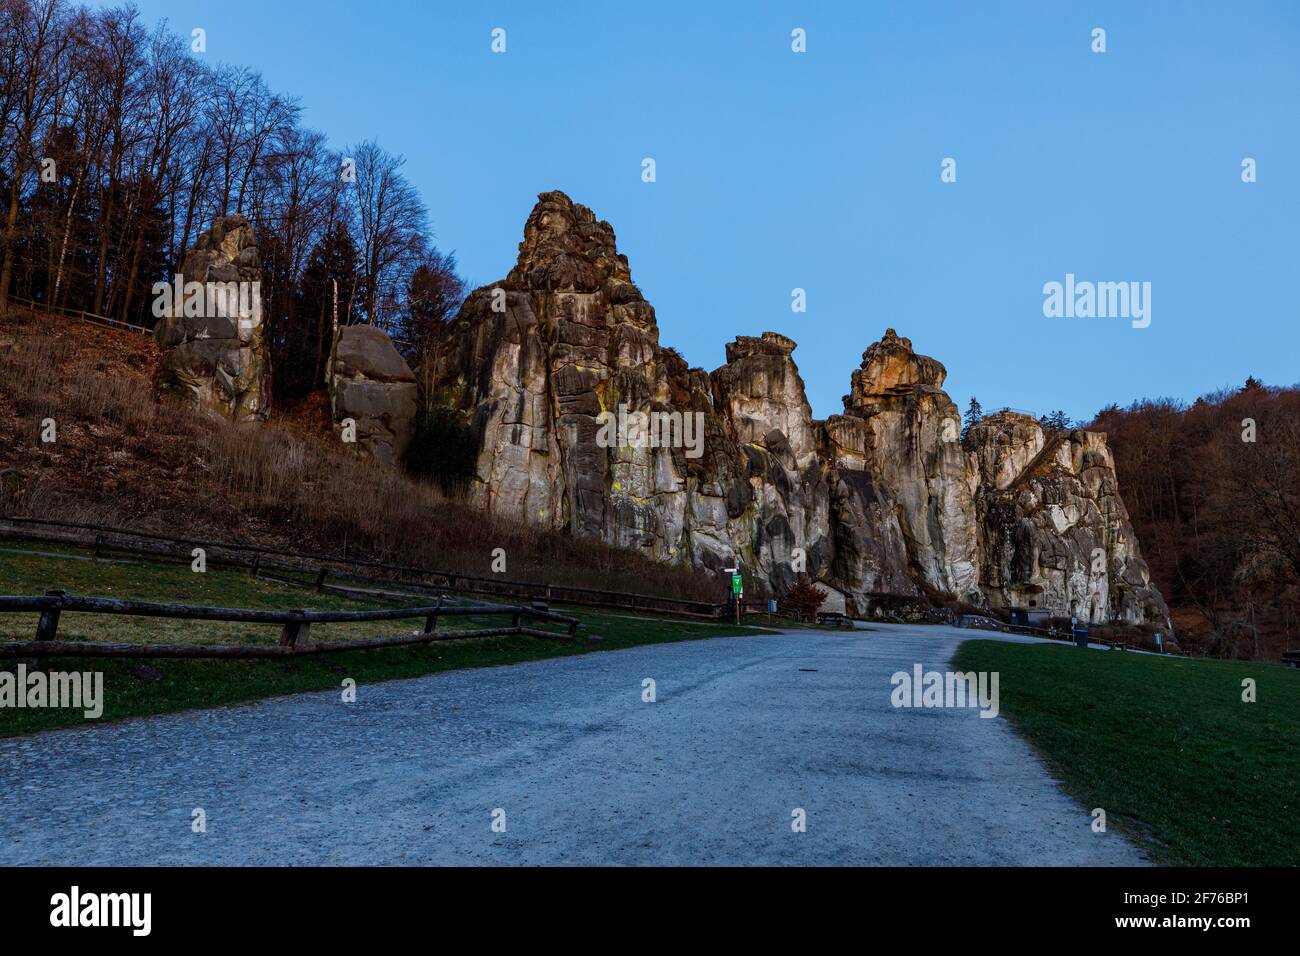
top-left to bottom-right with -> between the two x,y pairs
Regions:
35,590 -> 65,642
278,612 -> 311,648
250,554 -> 261,578
93,534 -> 104,560
424,596 -> 442,635
315,567 -> 328,591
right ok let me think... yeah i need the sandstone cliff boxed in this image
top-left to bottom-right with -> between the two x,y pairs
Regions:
428,191 -> 1168,626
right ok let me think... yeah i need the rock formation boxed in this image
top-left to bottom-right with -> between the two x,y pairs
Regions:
838,329 -> 981,601
153,215 -> 268,422
328,324 -> 418,466
971,412 -> 1168,624
427,190 -> 1169,626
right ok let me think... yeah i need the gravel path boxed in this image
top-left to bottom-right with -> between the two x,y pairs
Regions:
0,626 -> 1148,865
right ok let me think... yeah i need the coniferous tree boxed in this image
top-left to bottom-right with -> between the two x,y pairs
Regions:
961,396 -> 983,442
285,221 -> 359,400
1039,409 -> 1072,432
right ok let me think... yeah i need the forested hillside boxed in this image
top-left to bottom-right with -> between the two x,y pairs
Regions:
1092,382 -> 1300,659
0,0 -> 462,406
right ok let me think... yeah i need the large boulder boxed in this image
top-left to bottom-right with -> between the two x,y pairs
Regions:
328,324 -> 418,466
153,215 -> 268,422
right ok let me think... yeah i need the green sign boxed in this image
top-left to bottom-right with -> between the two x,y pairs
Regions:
730,573 -> 743,596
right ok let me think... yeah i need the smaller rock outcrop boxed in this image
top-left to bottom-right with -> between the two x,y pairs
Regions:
153,215 -> 268,422
328,324 -> 418,465
969,412 -> 1169,625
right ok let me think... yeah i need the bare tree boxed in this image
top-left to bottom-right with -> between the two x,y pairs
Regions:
347,139 -> 427,330
1,0 -> 454,400
0,0 -> 77,317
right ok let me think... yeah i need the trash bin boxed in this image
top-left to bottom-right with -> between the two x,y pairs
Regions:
1073,626 -> 1088,648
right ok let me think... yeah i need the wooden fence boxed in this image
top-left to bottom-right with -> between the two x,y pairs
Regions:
5,294 -> 151,336
0,590 -> 579,658
0,516 -> 729,619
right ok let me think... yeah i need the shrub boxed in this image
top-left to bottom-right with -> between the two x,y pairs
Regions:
405,405 -> 478,493
783,575 -> 828,622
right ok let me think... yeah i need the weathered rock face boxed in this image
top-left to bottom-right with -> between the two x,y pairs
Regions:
711,332 -> 831,594
839,329 -> 981,601
428,191 -> 1169,626
328,324 -> 418,466
153,215 -> 268,422
821,413 -> 917,599
429,192 -> 830,588
969,413 -> 1169,624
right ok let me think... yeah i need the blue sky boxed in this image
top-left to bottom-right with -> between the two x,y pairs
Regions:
105,0 -> 1298,421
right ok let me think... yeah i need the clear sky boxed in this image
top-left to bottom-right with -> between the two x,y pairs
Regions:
101,0 -> 1299,421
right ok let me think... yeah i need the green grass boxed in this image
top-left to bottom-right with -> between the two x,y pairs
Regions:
952,639 -> 1300,866
0,537 -> 769,737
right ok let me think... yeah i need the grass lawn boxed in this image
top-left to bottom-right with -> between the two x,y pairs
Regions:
952,639 -> 1300,867
0,537 -> 770,737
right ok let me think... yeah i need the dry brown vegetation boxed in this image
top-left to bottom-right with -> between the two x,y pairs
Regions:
0,309 -> 723,602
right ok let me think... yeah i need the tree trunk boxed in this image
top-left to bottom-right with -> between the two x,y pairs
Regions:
0,173 -> 24,318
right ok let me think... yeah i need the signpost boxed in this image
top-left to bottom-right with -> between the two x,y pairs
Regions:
724,565 -> 742,625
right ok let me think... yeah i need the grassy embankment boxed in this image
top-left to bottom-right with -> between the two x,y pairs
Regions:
953,639 -> 1300,866
0,537 -> 770,738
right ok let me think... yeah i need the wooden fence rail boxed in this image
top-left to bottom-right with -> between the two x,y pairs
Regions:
0,590 -> 580,659
0,515 -> 729,618
5,294 -> 151,336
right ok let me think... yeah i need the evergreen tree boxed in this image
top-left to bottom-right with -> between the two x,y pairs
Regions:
405,405 -> 478,493
282,222 -> 359,400
1039,409 -> 1073,432
961,396 -> 983,442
